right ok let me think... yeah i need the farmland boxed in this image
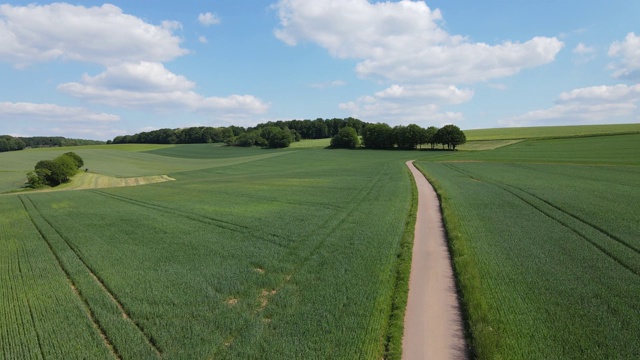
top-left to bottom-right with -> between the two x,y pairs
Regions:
2,124 -> 639,359
416,132 -> 640,359
0,144 -> 420,359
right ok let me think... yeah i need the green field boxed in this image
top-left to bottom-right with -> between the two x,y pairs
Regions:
1,144 -> 421,359
464,123 -> 640,140
416,132 -> 640,359
2,124 -> 639,359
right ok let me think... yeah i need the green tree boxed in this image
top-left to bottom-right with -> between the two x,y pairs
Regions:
424,126 -> 438,149
261,126 -> 292,148
362,123 -> 394,149
63,152 -> 84,168
330,127 -> 360,149
436,124 -> 466,150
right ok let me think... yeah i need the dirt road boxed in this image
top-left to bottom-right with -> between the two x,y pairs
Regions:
403,161 -> 467,359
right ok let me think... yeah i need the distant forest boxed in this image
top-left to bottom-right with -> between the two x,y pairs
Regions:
110,117 -> 466,150
110,118 -> 366,146
0,135 -> 104,153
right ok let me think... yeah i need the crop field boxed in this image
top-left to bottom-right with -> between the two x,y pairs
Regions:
464,122 -> 640,141
416,132 -> 640,359
0,144 -> 421,359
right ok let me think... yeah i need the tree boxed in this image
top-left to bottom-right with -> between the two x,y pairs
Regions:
330,127 -> 360,149
436,124 -> 466,150
424,126 -> 438,149
261,127 -> 292,148
63,152 -> 84,168
33,153 -> 83,186
362,123 -> 394,149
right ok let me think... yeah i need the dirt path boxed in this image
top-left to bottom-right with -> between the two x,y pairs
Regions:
403,161 -> 467,359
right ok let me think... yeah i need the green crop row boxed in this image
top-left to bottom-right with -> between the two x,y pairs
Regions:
2,147 -> 427,359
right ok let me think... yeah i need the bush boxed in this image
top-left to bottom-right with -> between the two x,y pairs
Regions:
330,127 -> 360,149
63,152 -> 84,168
29,153 -> 84,187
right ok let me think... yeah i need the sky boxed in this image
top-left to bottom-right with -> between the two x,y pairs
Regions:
0,0 -> 639,140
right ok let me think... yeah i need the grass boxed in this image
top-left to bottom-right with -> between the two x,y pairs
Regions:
415,132 -> 640,359
464,122 -> 640,140
0,144 -> 424,359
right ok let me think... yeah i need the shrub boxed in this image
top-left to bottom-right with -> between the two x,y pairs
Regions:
330,127 -> 360,149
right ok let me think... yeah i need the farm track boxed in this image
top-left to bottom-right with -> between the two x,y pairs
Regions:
91,190 -> 291,249
442,163 -> 640,277
209,163 -> 392,358
19,195 -> 162,359
404,161 -> 467,360
17,195 -> 121,360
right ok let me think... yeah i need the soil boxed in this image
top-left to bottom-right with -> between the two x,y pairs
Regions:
403,161 -> 467,359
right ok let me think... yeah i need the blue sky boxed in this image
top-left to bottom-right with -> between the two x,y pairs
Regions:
0,0 -> 639,140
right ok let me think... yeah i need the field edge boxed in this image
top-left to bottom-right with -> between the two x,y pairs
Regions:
383,165 -> 418,360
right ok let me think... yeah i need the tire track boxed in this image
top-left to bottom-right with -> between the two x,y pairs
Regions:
20,195 -> 162,358
18,195 -> 121,360
92,190 -> 290,250
443,163 -> 640,277
15,250 -> 45,360
208,163 -> 391,358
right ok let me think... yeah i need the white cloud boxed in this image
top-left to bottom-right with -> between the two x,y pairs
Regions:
58,62 -> 270,114
273,0 -> 563,84
0,3 -> 187,66
573,42 -> 596,64
608,32 -> 640,80
0,102 -> 120,123
500,84 -> 640,127
339,84 -> 470,125
199,36 -> 209,44
573,42 -> 595,55
198,12 -> 221,26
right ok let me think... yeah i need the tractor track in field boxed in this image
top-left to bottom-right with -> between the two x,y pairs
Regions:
403,161 -> 467,360
91,190 -> 291,250
18,195 -> 122,360
15,247 -> 46,360
208,163 -> 391,358
19,195 -> 162,358
443,163 -> 640,277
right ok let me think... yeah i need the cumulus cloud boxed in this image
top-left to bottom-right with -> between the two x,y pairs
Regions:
608,32 -> 640,80
198,12 -> 221,26
199,36 -> 209,44
339,84 -> 470,125
58,62 -> 270,114
273,0 -> 563,84
500,84 -> 640,126
0,3 -> 187,66
0,102 -> 120,123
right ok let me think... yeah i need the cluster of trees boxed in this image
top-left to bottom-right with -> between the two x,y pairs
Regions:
361,123 -> 466,150
0,135 -> 26,152
109,118 -> 366,148
230,126 -> 294,148
26,152 -> 84,188
0,135 -> 104,153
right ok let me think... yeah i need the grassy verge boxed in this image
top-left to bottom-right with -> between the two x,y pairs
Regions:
414,163 -> 497,360
383,165 -> 418,359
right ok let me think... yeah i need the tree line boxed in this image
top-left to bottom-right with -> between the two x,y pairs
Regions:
109,117 -> 367,147
0,135 -> 104,153
330,123 -> 466,150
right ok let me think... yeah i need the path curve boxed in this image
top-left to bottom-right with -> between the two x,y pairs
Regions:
403,160 -> 467,359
